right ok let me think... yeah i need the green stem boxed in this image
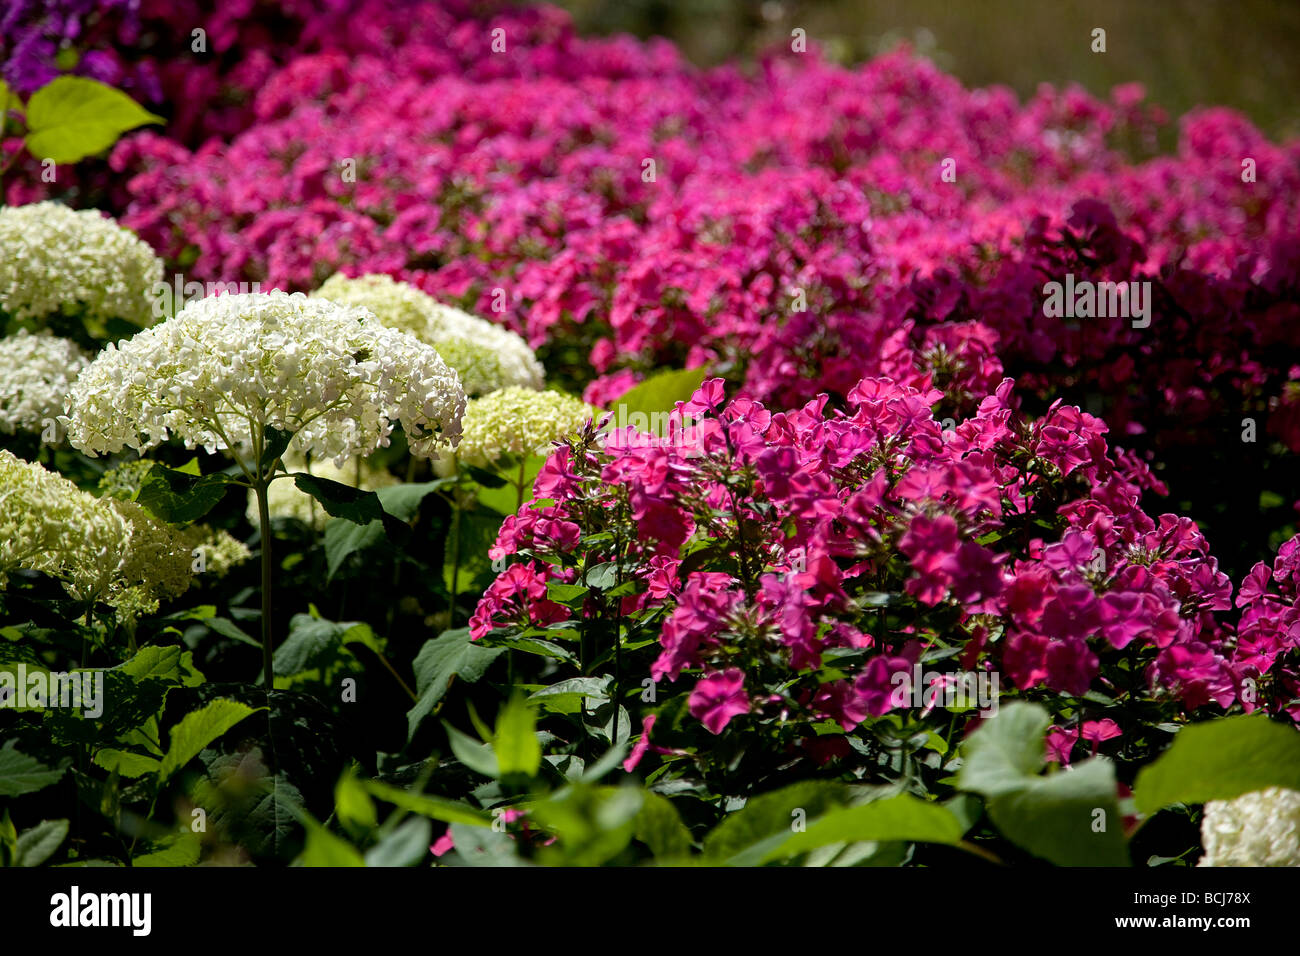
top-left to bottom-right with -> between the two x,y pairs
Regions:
448,474 -> 463,627
515,458 -> 527,511
255,478 -> 275,692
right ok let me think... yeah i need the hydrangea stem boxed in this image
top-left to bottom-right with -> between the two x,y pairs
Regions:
254,478 -> 274,691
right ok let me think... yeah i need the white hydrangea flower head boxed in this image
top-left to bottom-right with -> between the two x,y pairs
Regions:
0,449 -> 128,596
64,290 -> 466,467
178,526 -> 252,578
0,201 -> 163,327
1199,786 -> 1300,867
0,329 -> 90,435
247,451 -> 398,530
453,386 -> 600,469
0,450 -> 194,618
314,274 -> 544,396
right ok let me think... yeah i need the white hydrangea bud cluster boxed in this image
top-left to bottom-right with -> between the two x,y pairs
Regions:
178,525 -> 252,577
247,452 -> 398,530
0,201 -> 164,327
0,450 -> 196,618
451,386 -> 600,469
1199,786 -> 1300,867
314,274 -> 544,396
63,290 -> 467,467
0,329 -> 90,435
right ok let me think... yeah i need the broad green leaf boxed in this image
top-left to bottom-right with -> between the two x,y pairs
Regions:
296,819 -> 365,867
406,629 -> 503,742
634,792 -> 693,859
763,794 -> 966,862
375,480 -> 455,520
0,741 -> 66,797
334,766 -> 377,832
703,781 -> 851,865
959,703 -> 1128,866
117,644 -> 204,687
91,749 -> 161,779
1134,715 -> 1300,815
609,367 -> 708,420
323,518 -> 385,580
292,474 -> 407,538
985,758 -> 1129,866
14,819 -> 69,867
273,614 -> 364,675
956,701 -> 1051,797
364,817 -> 432,867
132,830 -> 200,867
443,722 -> 499,779
136,464 -> 235,523
160,699 -> 260,781
494,696 -> 542,778
530,784 -> 644,866
362,779 -> 491,827
24,77 -> 163,163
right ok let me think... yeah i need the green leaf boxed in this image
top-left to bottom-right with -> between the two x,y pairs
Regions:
703,781 -> 851,865
610,367 -> 708,419
160,699 -> 261,782
14,819 -> 69,867
0,741 -> 66,797
364,817 -> 432,867
1134,715 -> 1300,816
132,830 -> 201,867
406,629 -> 503,742
985,758 -> 1129,867
362,779 -> 492,827
442,721 -> 499,779
955,701 -> 1050,797
762,794 -> 966,862
259,426 -> 292,475
494,696 -> 542,779
958,702 -> 1128,866
634,792 -> 693,859
530,784 -> 644,866
323,518 -> 385,580
136,463 -> 234,524
91,749 -> 161,779
292,474 -> 407,538
296,819 -> 365,867
273,614 -> 366,676
0,80 -> 21,116
334,766 -> 378,832
23,77 -> 163,163
117,644 -> 204,688
375,480 -> 456,521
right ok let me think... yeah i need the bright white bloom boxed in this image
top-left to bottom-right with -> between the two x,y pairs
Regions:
0,330 -> 90,435
0,201 -> 163,327
64,290 -> 466,467
0,450 -> 194,618
314,274 -> 544,396
1199,786 -> 1300,867
247,452 -> 398,530
451,386 -> 600,469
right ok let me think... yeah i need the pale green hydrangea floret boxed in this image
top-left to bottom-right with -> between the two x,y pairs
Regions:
247,452 -> 398,530
178,525 -> 251,578
1199,786 -> 1300,867
452,386 -> 600,469
64,290 -> 466,467
314,274 -> 544,396
0,201 -> 164,326
0,329 -> 90,435
0,450 -> 195,619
